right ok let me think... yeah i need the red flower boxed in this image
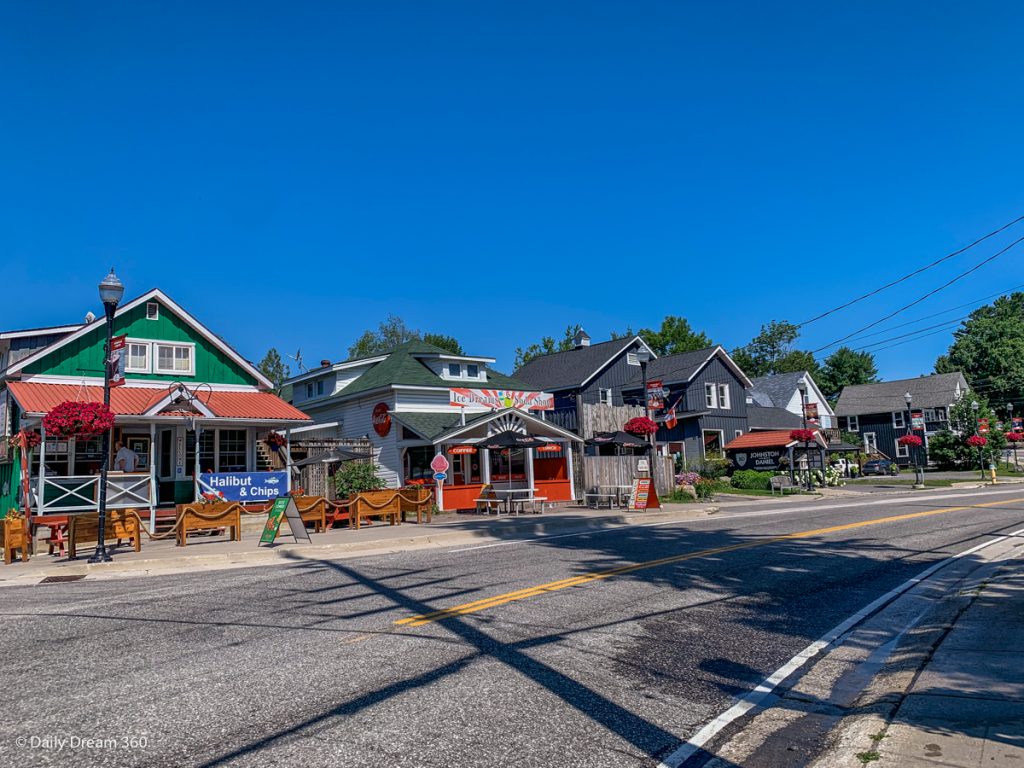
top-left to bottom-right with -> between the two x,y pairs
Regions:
897,434 -> 923,447
1006,432 -> 1024,442
623,417 -> 658,436
790,429 -> 817,443
966,435 -> 988,448
266,431 -> 288,448
42,401 -> 115,438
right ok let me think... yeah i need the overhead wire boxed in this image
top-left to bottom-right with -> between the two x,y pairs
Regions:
797,214 -> 1024,327
811,234 -> 1024,355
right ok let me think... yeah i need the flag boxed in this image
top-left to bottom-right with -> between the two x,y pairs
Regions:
665,409 -> 677,430
108,334 -> 127,388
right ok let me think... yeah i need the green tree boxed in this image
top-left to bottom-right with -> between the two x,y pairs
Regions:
334,461 -> 386,498
347,316 -> 463,359
816,347 -> 879,403
257,348 -> 290,394
514,324 -> 581,369
635,316 -> 713,356
935,293 -> 1024,406
731,321 -> 819,378
422,333 -> 464,355
930,395 -> 1006,470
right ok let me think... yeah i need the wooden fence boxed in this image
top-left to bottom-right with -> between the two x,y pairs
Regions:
287,438 -> 374,499
579,403 -> 646,438
581,455 -> 675,496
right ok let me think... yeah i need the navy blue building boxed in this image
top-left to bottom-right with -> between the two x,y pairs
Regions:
621,346 -> 753,464
513,329 -> 654,434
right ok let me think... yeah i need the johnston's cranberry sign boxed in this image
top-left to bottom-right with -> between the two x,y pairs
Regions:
372,402 -> 391,437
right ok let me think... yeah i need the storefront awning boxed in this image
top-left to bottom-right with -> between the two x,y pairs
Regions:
8,381 -> 310,423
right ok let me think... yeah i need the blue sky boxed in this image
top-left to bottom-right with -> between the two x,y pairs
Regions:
2,3 -> 1022,380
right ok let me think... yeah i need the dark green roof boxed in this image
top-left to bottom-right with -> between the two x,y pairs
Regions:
331,340 -> 534,400
392,411 -> 491,440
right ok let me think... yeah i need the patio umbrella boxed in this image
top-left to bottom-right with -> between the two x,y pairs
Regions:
291,447 -> 368,468
477,430 -> 549,499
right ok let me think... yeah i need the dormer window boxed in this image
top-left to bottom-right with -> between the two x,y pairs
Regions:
448,363 -> 462,377
466,364 -> 479,378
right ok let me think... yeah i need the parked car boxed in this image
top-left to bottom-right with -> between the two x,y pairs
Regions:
862,459 -> 900,476
830,458 -> 859,476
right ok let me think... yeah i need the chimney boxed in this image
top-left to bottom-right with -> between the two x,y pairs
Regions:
320,359 -> 331,368
573,328 -> 591,349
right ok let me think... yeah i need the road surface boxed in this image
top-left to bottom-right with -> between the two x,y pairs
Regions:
2,486 -> 1023,767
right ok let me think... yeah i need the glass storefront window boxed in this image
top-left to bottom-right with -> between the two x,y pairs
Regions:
405,446 -> 435,482
218,429 -> 246,472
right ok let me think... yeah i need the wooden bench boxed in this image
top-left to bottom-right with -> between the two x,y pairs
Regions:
68,509 -> 141,559
176,502 -> 242,547
3,515 -> 30,564
770,475 -> 799,495
400,487 -> 433,524
292,495 -> 327,533
350,490 -> 401,530
585,492 -> 615,509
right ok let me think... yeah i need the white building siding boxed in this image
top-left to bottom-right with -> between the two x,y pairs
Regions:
302,392 -> 402,487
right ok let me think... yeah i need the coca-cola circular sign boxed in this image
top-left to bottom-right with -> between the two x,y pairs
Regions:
372,402 -> 391,437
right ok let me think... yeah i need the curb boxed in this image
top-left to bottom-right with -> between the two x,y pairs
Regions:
0,504 -> 721,585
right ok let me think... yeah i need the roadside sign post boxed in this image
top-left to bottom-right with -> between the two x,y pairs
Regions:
430,453 -> 450,512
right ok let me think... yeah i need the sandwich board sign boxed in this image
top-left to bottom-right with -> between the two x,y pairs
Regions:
259,496 -> 312,546
628,478 -> 661,511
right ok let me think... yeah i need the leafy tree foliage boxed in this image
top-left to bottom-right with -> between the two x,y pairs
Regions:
514,325 -> 581,370
730,321 -> 819,378
635,316 -> 713,356
257,348 -> 290,393
334,461 -> 386,498
816,347 -> 879,403
935,293 -> 1024,407
928,395 -> 1005,470
422,333 -> 464,355
347,315 -> 463,358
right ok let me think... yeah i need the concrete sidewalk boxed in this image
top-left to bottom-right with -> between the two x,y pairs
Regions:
866,559 -> 1024,766
0,500 -> 737,585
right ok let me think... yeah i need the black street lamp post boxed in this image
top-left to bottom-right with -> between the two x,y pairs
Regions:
635,348 -> 654,450
905,392 -> 925,489
1008,402 -> 1017,472
89,268 -> 125,564
971,400 -> 984,481
798,377 -> 814,492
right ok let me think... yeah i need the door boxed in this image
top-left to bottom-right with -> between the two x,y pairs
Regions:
864,432 -> 878,455
157,428 -> 174,504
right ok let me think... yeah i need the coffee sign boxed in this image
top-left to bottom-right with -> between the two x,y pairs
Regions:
372,402 -> 391,437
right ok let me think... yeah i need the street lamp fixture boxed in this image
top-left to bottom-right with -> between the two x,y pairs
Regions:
905,392 -> 925,489
89,268 -> 124,564
796,378 -> 814,492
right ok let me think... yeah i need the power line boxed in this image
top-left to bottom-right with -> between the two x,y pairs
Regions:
812,234 -> 1024,354
838,283 -> 1024,345
850,317 -> 966,352
798,214 -> 1024,327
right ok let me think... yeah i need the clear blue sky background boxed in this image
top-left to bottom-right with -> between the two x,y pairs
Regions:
2,3 -> 1022,380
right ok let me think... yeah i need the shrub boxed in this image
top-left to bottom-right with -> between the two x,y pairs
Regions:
676,471 -> 701,487
694,458 -> 730,480
730,470 -> 773,490
694,477 -> 719,500
334,462 -> 386,498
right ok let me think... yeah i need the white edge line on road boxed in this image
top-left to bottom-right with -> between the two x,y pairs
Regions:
656,522 -> 1024,768
447,487 -> 1024,553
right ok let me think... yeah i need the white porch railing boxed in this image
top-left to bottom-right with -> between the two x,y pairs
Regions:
36,474 -> 154,514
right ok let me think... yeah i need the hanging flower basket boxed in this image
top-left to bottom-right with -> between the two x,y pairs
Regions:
966,435 -> 988,448
1006,432 -> 1024,442
897,434 -> 923,447
623,417 -> 658,436
42,401 -> 115,438
790,429 -> 817,444
266,431 -> 287,452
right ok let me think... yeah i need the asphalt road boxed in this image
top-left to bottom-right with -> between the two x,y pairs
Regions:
3,487 -> 1024,768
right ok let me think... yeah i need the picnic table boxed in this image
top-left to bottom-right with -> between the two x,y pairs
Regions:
492,488 -> 546,515
599,484 -> 634,508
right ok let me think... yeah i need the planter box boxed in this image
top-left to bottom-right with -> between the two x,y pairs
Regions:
3,516 -> 30,564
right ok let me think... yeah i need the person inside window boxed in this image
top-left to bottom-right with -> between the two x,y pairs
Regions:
114,441 -> 139,472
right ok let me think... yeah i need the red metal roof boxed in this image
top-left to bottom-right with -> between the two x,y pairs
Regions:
7,381 -> 309,422
724,430 -> 821,451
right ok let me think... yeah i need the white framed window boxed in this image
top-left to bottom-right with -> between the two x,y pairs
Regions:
893,411 -> 905,429
846,415 -> 859,432
466,364 -> 479,378
598,388 -> 613,406
896,442 -> 909,459
705,383 -> 717,409
317,380 -> 325,396
146,302 -> 159,321
448,363 -> 461,378
154,343 -> 194,376
735,430 -> 743,438
126,342 -> 150,373
718,384 -> 730,409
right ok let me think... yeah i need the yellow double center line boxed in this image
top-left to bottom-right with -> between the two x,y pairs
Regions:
395,496 -> 1024,627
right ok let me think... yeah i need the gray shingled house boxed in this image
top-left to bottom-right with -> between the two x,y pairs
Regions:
747,370 -> 835,428
834,372 -> 969,464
